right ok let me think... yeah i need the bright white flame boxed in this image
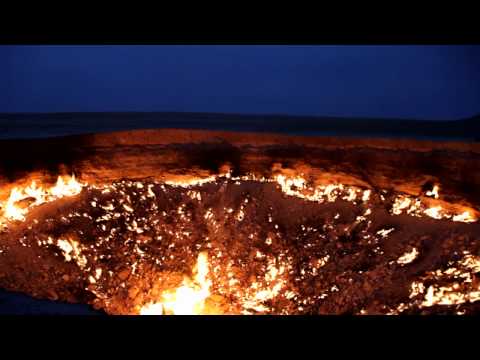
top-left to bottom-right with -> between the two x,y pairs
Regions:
424,206 -> 443,220
425,185 -> 440,199
165,176 -> 218,188
50,175 -> 83,198
452,211 -> 477,223
3,188 -> 28,221
24,181 -> 45,203
140,302 -> 165,315
1,175 -> 84,223
362,190 -> 371,202
392,196 -> 412,215
140,252 -> 212,315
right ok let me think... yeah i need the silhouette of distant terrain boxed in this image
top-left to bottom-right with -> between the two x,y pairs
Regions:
0,112 -> 479,141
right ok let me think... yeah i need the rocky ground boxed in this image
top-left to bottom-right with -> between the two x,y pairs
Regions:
0,129 -> 479,315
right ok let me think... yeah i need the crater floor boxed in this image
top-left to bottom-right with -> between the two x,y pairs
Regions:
1,176 -> 479,315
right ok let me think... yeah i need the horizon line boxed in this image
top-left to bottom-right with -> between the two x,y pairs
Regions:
1,110 -> 479,122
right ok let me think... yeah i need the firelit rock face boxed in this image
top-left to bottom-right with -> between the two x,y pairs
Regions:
0,129 -> 479,315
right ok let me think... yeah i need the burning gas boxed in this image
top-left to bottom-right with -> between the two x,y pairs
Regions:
0,170 -> 479,315
1,174 -> 83,223
1,171 -> 477,228
141,252 -> 213,315
389,252 -> 480,314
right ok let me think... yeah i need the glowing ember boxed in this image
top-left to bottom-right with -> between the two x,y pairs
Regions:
410,282 -> 425,299
404,253 -> 480,310
240,257 -> 291,314
362,190 -> 371,202
397,248 -> 419,265
377,228 -> 395,238
56,238 -> 87,269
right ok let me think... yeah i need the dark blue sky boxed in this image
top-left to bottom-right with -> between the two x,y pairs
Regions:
1,45 -> 480,120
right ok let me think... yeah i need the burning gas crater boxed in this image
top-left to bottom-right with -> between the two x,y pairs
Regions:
0,172 -> 479,315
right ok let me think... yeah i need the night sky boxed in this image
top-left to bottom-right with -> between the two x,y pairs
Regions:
1,45 -> 480,120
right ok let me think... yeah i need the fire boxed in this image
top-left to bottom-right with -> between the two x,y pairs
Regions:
425,185 -> 440,199
392,196 -> 413,215
1,174 -> 84,223
56,238 -> 87,269
423,206 -> 443,219
24,181 -> 45,203
50,174 -> 83,198
164,175 -> 219,188
274,174 -> 363,204
275,174 -> 306,196
1,166 -> 480,317
407,253 -> 480,309
390,193 -> 478,223
3,188 -> 28,221
240,257 -> 291,314
140,252 -> 213,315
397,248 -> 419,265
452,211 -> 477,223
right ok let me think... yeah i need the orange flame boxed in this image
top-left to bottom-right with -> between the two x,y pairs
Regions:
140,252 -> 212,315
1,174 -> 84,223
